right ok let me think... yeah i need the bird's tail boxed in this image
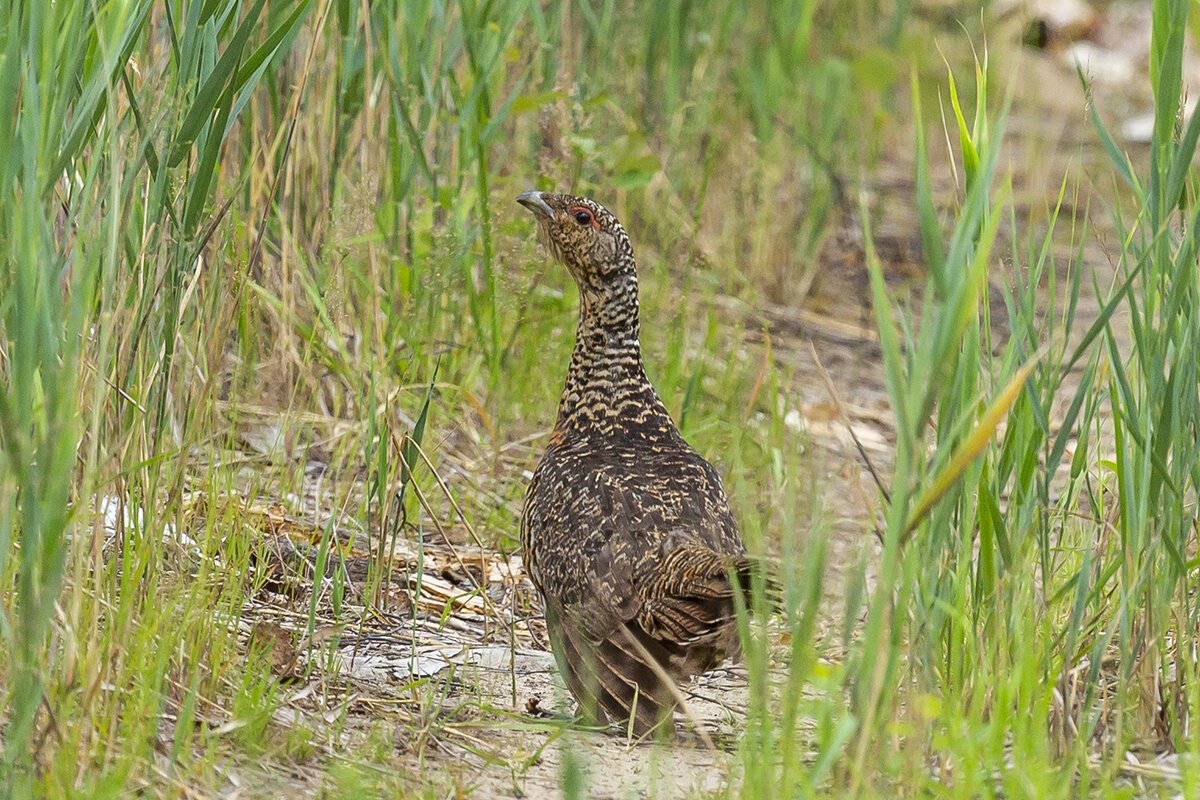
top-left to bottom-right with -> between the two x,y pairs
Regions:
559,620 -> 679,737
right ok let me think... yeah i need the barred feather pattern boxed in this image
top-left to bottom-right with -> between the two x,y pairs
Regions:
517,191 -> 753,736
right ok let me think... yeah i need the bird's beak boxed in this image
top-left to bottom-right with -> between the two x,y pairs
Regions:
517,191 -> 555,222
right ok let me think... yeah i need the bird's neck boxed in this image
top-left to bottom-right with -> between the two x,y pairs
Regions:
554,274 -> 677,440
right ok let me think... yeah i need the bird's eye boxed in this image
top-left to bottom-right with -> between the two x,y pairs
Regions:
571,207 -> 595,227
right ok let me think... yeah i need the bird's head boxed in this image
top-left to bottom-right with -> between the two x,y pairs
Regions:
517,191 -> 636,293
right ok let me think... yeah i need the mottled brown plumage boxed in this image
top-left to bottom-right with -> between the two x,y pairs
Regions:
517,190 -> 753,736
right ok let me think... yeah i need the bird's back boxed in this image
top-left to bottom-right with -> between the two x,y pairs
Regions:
522,436 -> 743,607
521,432 -> 752,735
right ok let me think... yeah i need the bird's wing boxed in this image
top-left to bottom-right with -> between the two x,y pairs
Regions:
554,530 -> 753,736
533,461 -> 755,735
570,525 -> 749,636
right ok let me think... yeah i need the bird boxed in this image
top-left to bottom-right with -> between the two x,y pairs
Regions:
516,190 -> 756,737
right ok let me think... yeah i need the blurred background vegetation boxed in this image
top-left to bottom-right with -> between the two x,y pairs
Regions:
3,0 -> 1199,797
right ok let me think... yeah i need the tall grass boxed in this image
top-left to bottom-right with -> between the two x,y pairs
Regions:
1,0 -> 317,793
0,0 -> 904,794
732,2 -> 1196,795
1087,0 -> 1200,767
746,3 -> 1199,794
3,0 -> 1196,797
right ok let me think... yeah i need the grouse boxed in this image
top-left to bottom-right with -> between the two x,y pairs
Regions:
517,190 -> 755,736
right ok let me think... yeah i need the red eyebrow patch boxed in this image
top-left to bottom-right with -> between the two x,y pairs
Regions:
569,205 -> 601,229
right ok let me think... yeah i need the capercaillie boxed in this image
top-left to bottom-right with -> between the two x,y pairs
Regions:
516,190 -> 756,737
